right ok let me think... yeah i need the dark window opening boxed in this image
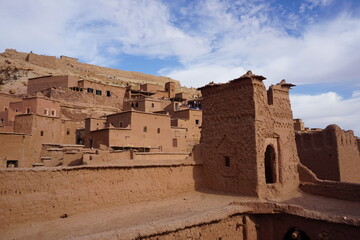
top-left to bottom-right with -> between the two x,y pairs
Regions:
106,90 -> 111,97
135,102 -> 138,108
26,108 -> 30,114
66,129 -> 70,135
15,109 -> 18,112
157,128 -> 160,133
120,122 -> 123,127
265,145 -> 276,184
6,160 -> 18,168
143,126 -> 147,132
224,156 -> 230,167
195,119 -> 200,125
44,109 -> 48,115
4,107 -> 8,111
151,103 -> 155,107
172,138 -> 178,147
96,90 -> 102,95
40,131 -> 44,136
283,227 -> 310,240
87,88 -> 94,93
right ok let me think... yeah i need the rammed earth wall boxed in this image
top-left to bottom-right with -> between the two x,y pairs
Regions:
0,163 -> 202,228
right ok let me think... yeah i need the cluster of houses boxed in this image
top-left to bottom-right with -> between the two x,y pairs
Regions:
0,75 -> 202,168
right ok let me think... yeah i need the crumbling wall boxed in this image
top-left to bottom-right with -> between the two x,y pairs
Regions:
198,72 -> 299,199
47,88 -> 124,109
25,52 -> 57,69
0,163 -> 201,227
296,125 -> 360,183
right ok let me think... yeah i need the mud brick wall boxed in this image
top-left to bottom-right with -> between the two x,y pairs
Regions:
0,164 -> 202,228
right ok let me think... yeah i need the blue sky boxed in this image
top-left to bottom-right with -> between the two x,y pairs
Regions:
1,0 -> 360,135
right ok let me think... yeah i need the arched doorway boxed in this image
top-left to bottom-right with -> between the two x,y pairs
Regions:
264,145 -> 276,183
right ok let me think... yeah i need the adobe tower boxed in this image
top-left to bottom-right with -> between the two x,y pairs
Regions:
199,71 -> 300,199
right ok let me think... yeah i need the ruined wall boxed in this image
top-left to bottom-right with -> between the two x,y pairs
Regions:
0,163 -> 201,227
200,78 -> 258,196
25,52 -> 57,69
199,72 -> 299,198
27,75 -> 79,95
255,81 -> 300,199
46,88 -> 124,109
296,125 -> 360,183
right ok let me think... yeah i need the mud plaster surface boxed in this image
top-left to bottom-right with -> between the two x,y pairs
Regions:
2,190 -> 360,240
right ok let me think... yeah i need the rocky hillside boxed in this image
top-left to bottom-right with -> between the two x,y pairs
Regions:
0,49 -> 199,96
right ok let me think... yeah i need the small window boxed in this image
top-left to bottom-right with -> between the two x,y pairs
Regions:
26,107 -> 30,114
15,109 -> 18,112
157,128 -> 160,134
224,156 -> 230,167
66,129 -> 70,135
87,88 -> 94,93
135,103 -> 138,108
40,131 -> 44,136
120,122 -> 123,127
96,90 -> 102,95
106,90 -> 111,97
6,160 -> 18,168
44,108 -> 48,115
172,138 -> 178,147
143,126 -> 147,132
1,118 -> 4,124
4,107 -> 8,111
195,119 -> 200,125
151,103 -> 155,107
51,110 -> 56,116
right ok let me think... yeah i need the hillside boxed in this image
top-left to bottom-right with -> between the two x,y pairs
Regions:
0,49 -> 199,96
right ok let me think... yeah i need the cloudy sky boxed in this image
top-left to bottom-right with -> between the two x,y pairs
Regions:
1,0 -> 359,135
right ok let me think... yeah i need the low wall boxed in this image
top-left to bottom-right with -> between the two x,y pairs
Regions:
0,162 -> 202,228
299,163 -> 360,202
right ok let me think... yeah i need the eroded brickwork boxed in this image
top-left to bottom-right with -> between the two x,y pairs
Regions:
199,71 -> 299,199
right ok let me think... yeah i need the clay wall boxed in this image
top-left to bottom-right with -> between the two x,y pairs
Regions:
123,98 -> 164,112
8,114 -> 77,167
165,81 -> 176,98
25,52 -> 57,69
78,80 -> 126,99
0,163 -> 201,227
253,213 -> 360,240
0,133 -> 31,168
107,112 -> 173,151
296,125 -> 360,183
27,75 -> 79,95
0,93 -> 20,126
46,88 -> 124,109
142,213 -> 360,240
256,81 -> 300,198
294,118 -> 305,131
8,97 -> 61,121
140,83 -> 162,92
200,78 -> 258,196
199,72 -> 299,198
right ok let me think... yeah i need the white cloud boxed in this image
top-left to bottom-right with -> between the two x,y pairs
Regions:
291,92 -> 360,136
0,0 -> 210,66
